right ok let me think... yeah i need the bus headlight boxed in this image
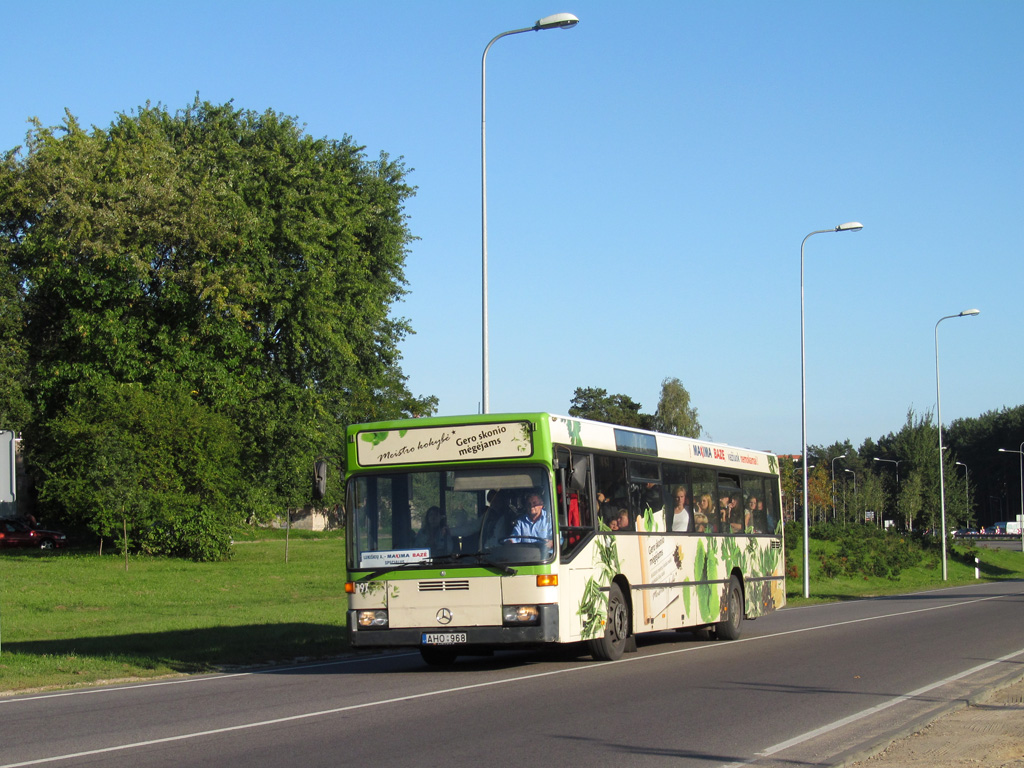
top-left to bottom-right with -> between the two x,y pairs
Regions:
503,605 -> 540,626
356,610 -> 389,628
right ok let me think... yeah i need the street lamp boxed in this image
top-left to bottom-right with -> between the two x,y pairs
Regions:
800,222 -> 862,598
935,308 -> 980,580
796,464 -> 815,523
481,13 -> 579,414
873,457 -> 902,529
955,461 -> 969,522
831,453 -> 847,521
997,443 -> 1024,552
845,468 -> 857,524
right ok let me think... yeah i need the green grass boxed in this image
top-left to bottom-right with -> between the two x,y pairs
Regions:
786,537 -> 1024,605
1,529 -> 1021,695
0,532 -> 348,695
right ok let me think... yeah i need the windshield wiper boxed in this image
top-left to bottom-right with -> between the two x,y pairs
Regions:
353,553 -> 517,579
352,561 -> 434,581
437,550 -> 518,576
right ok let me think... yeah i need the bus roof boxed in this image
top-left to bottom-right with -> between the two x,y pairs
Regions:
347,413 -> 779,476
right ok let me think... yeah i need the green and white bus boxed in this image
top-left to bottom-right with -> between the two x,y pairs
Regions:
344,413 -> 785,665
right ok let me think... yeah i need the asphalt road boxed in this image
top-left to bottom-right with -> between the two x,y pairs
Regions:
3,580 -> 1022,768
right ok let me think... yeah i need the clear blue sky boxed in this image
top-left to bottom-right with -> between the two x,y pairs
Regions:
4,1 -> 1021,455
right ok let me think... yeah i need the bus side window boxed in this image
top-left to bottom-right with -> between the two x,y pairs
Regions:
741,475 -> 767,534
691,468 -> 716,533
594,454 -> 629,530
664,465 -> 692,532
555,449 -> 571,530
718,473 -> 743,534
629,460 -> 662,530
763,482 -> 779,534
558,450 -> 593,556
569,452 -> 593,530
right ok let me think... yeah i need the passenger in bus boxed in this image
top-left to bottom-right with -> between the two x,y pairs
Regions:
481,490 -> 516,548
694,493 -> 714,532
415,506 -> 452,555
718,493 -> 731,531
605,507 -> 631,531
505,492 -> 554,552
728,492 -> 745,532
760,497 -> 778,533
598,491 -> 627,528
671,485 -> 692,532
639,482 -> 663,513
744,494 -> 761,533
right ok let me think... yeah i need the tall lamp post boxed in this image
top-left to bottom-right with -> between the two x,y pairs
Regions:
935,308 -> 980,580
481,13 -> 579,414
873,457 -> 902,529
831,453 -> 848,522
845,468 -> 857,524
796,463 -> 815,522
800,221 -> 863,598
955,461 -> 969,524
997,443 -> 1024,552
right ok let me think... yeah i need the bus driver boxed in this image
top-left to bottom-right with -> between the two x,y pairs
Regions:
505,492 -> 554,553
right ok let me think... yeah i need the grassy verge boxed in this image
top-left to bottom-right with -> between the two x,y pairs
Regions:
786,532 -> 1024,605
0,531 -> 348,695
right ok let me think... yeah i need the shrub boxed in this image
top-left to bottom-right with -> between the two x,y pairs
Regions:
816,525 -> 924,580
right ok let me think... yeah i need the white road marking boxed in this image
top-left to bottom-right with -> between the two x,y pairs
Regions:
720,646 -> 1024,767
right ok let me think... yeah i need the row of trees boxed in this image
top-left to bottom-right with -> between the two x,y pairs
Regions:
781,405 -> 1024,532
0,100 -> 435,558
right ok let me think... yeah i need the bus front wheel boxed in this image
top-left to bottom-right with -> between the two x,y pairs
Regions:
588,583 -> 628,661
715,575 -> 744,641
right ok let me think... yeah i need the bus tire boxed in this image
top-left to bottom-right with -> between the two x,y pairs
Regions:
715,575 -> 743,641
420,646 -> 458,667
588,583 -> 629,661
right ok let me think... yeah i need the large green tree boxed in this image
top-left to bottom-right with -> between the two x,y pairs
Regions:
652,377 -> 701,438
1,100 -> 435,554
568,387 -> 651,429
0,266 -> 30,430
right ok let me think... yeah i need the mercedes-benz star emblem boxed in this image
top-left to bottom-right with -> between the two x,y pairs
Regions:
436,608 -> 453,625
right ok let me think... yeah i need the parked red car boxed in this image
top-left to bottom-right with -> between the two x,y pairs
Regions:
0,519 -> 67,550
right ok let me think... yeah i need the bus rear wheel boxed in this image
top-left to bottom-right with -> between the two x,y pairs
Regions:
715,575 -> 744,641
588,583 -> 628,661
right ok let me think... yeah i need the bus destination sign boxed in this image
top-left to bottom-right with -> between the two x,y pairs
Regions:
356,421 -> 533,466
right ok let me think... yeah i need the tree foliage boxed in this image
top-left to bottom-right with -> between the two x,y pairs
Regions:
1,99 -> 436,557
0,265 -> 30,430
569,378 -> 701,435
568,387 -> 651,429
39,379 -> 240,559
652,377 -> 701,438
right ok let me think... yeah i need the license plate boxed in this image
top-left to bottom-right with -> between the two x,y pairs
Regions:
422,632 -> 467,645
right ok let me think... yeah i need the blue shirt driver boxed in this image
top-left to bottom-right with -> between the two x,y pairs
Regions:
506,492 -> 554,553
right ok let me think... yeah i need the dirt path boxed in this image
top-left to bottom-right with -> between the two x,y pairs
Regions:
849,675 -> 1024,767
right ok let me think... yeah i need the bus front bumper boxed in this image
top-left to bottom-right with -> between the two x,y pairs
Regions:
347,605 -> 559,648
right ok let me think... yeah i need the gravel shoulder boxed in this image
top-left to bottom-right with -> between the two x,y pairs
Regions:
847,674 -> 1024,768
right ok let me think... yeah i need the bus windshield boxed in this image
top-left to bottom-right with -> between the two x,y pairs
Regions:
347,465 -> 554,570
